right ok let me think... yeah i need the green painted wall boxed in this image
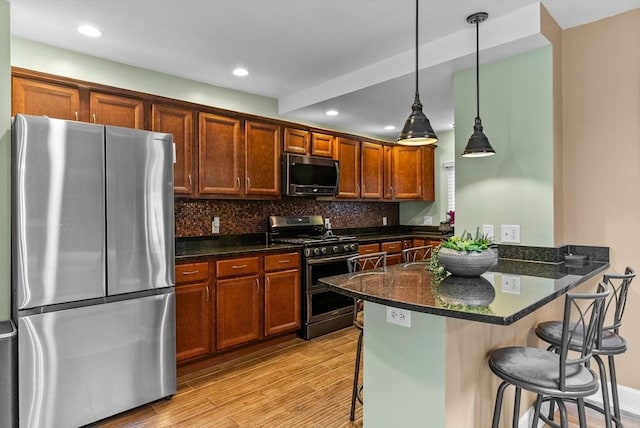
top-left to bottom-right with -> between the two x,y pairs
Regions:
399,129 -> 454,226
1,2 -> 11,321
11,37 -> 280,119
453,47 -> 554,246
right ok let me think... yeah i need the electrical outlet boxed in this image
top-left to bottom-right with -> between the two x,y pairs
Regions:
501,274 -> 521,294
501,225 -> 520,243
212,216 -> 220,234
382,216 -> 388,226
324,218 -> 331,229
482,224 -> 494,241
423,215 -> 433,226
386,306 -> 411,327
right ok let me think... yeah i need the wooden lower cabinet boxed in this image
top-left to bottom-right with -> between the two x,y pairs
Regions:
175,261 -> 211,362
265,269 -> 301,336
216,275 -> 262,350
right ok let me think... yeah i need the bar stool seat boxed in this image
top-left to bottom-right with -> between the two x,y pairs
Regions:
536,321 -> 627,354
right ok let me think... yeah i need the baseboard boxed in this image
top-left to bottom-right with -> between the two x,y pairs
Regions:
585,382 -> 640,416
517,383 -> 640,427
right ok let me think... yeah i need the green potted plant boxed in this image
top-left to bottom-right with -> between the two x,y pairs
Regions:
433,228 -> 497,277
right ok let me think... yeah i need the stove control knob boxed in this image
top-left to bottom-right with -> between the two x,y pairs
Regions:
305,248 -> 312,257
343,244 -> 350,252
320,247 -> 328,255
313,248 -> 321,256
350,244 -> 357,251
332,245 -> 339,253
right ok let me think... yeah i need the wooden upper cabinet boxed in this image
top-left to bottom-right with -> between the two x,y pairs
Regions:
334,137 -> 360,198
311,132 -> 334,158
245,121 -> 281,197
283,127 -> 309,155
12,76 -> 80,121
198,112 -> 241,195
391,145 -> 422,199
90,92 -> 144,129
421,146 -> 435,201
361,142 -> 384,199
152,104 -> 194,195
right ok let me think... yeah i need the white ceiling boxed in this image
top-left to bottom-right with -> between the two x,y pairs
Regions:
8,0 -> 639,140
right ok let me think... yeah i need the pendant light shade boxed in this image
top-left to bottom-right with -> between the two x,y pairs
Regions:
462,12 -> 495,158
397,0 -> 438,146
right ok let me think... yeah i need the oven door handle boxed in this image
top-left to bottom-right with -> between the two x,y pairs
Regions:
306,254 -> 354,265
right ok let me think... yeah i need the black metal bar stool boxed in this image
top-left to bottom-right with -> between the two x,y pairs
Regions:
346,251 -> 387,421
489,283 -> 609,428
535,267 -> 635,428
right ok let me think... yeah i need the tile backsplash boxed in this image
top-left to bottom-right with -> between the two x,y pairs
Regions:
175,198 -> 399,237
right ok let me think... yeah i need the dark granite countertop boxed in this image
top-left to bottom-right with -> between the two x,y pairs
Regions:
175,239 -> 301,260
318,259 -> 609,325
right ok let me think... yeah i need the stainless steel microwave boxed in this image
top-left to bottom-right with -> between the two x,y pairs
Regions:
281,153 -> 339,196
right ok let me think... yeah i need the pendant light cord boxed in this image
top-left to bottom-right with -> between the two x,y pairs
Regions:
415,0 -> 419,98
475,19 -> 480,120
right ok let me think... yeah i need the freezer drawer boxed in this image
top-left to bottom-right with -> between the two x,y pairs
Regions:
18,293 -> 176,428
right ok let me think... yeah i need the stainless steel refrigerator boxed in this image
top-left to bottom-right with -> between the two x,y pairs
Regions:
11,114 -> 176,428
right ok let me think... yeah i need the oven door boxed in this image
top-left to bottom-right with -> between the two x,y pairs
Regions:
305,255 -> 355,323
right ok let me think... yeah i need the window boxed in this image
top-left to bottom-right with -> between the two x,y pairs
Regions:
443,161 -> 455,213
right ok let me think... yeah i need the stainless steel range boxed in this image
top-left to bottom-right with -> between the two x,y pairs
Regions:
269,215 -> 359,339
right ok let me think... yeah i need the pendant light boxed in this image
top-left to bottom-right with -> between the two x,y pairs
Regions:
462,12 -> 495,158
397,0 -> 438,146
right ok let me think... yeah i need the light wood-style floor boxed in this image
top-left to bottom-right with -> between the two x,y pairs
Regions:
97,326 -> 640,428
97,327 -> 363,428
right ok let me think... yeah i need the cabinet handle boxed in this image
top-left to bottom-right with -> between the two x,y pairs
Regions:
390,186 -> 394,197
419,184 -> 422,195
205,285 -> 210,303
256,278 -> 260,294
246,177 -> 250,189
236,177 -> 240,189
181,270 -> 200,275
74,112 -> 78,121
266,277 -> 270,292
232,264 -> 248,269
278,259 -> 290,264
92,113 -> 96,123
188,174 -> 192,188
356,184 -> 360,194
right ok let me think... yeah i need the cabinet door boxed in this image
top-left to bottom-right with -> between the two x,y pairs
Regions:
89,92 -> 144,129
391,146 -> 422,199
152,104 -> 194,195
335,137 -> 360,198
421,146 -> 435,201
245,121 -> 281,196
283,127 -> 309,154
361,142 -> 384,199
311,132 -> 334,158
198,112 -> 241,195
216,275 -> 261,350
175,282 -> 211,361
12,77 -> 80,121
264,269 -> 301,336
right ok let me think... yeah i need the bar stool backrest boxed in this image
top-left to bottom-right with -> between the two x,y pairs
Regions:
401,245 -> 433,264
559,282 -> 609,391
347,252 -> 387,273
602,266 -> 635,334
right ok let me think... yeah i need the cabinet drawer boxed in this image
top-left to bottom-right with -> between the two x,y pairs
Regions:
176,261 -> 209,284
265,252 -> 300,272
216,256 -> 260,278
381,241 -> 402,254
359,243 -> 380,255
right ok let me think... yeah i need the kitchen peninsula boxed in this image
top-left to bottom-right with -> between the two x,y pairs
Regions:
319,246 -> 609,427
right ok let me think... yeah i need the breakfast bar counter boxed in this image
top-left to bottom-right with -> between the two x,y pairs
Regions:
319,255 -> 609,427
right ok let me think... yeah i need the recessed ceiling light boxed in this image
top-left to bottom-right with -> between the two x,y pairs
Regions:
77,24 -> 101,38
233,68 -> 249,77
325,110 -> 339,116
384,125 -> 396,130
